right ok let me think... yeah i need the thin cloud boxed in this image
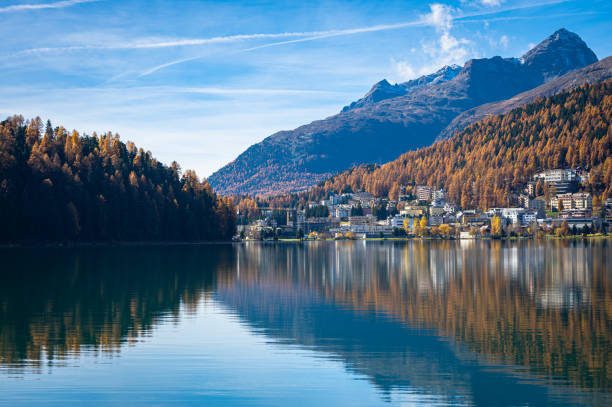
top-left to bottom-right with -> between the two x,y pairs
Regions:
140,20 -> 426,77
139,0 -> 572,77
456,0 -> 572,20
139,56 -> 202,77
18,32 -> 322,55
0,0 -> 98,13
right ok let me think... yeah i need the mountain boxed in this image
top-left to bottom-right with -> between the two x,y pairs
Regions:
341,64 -> 462,111
209,29 -> 598,196
437,56 -> 612,141
301,79 -> 612,209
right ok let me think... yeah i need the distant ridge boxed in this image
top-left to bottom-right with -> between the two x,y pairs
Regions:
209,29 -> 598,196
437,55 -> 612,141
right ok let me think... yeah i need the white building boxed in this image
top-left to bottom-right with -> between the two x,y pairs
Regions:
522,211 -> 538,225
501,208 -> 526,225
389,215 -> 408,229
533,169 -> 578,183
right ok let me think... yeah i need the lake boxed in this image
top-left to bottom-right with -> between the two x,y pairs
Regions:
0,240 -> 610,406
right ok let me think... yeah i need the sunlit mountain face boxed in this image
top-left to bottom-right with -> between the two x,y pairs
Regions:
0,241 -> 610,406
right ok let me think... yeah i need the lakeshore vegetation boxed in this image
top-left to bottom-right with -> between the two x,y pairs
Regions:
0,117 -> 236,243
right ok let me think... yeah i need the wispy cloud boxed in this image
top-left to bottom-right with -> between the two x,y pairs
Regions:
0,0 -> 98,13
18,32 -> 322,55
138,0 -> 572,78
479,0 -> 504,6
140,20 -> 426,77
456,0 -> 571,20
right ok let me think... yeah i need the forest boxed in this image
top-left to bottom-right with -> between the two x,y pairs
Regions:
255,80 -> 612,210
0,116 -> 236,243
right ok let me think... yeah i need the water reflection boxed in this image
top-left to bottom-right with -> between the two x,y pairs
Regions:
0,240 -> 610,406
0,246 -> 228,371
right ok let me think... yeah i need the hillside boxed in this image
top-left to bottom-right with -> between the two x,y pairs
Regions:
0,117 -> 236,242
282,80 -> 612,209
438,56 -> 612,141
209,29 -> 598,196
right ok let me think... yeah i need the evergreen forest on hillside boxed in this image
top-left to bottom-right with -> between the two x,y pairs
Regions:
257,80 -> 612,210
0,117 -> 236,243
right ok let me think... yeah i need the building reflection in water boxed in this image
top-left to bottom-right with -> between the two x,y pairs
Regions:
223,240 -> 610,394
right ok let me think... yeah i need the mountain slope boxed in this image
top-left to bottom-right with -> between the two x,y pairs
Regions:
209,29 -> 598,196
303,79 -> 612,209
438,56 -> 612,141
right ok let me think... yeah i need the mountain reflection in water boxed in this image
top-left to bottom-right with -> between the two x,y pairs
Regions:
0,240 -> 610,406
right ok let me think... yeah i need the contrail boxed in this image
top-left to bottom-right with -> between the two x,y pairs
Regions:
0,0 -> 98,13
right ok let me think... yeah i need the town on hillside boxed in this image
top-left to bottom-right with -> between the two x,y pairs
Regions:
236,167 -> 612,240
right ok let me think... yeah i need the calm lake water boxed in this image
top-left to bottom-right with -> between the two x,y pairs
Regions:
0,240 -> 610,406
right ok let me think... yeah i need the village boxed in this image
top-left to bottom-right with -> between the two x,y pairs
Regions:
237,168 -> 612,240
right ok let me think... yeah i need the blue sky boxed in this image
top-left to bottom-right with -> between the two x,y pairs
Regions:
1,0 -> 611,177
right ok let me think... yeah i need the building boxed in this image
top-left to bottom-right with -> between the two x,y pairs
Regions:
398,185 -> 411,202
457,210 -> 488,226
534,169 -> 578,183
389,215 -> 408,229
299,217 -> 340,233
526,181 -> 536,197
415,186 -> 433,202
529,198 -> 546,214
522,211 -> 538,225
550,193 -> 592,211
501,208 -> 526,225
430,206 -> 445,216
401,205 -> 427,217
443,202 -> 456,213
518,194 -> 530,208
429,215 -> 444,226
560,210 -> 591,219
348,215 -> 377,226
518,194 -> 545,217
433,189 -> 446,201
533,169 -> 580,194
538,217 -> 603,231
348,192 -> 376,207
334,204 -> 352,219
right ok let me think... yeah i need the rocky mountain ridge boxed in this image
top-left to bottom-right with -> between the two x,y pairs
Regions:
209,29 -> 598,196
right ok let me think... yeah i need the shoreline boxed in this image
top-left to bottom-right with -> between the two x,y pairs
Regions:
0,234 -> 609,249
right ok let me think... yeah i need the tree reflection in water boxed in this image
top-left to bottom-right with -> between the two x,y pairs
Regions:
0,240 -> 609,402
